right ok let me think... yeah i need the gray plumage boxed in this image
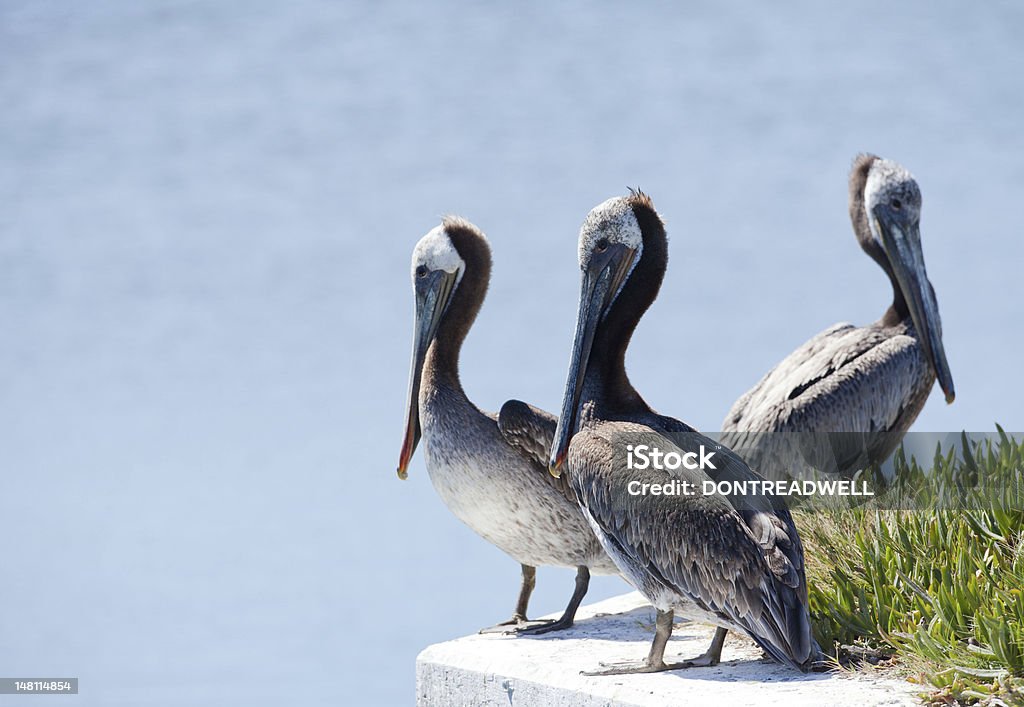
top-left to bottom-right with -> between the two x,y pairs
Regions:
722,154 -> 954,481
397,217 -> 616,634
498,400 -> 579,507
569,420 -> 814,669
550,193 -> 818,673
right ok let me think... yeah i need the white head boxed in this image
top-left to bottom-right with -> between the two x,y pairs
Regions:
411,222 -> 466,287
578,196 -> 645,268
864,158 -> 922,248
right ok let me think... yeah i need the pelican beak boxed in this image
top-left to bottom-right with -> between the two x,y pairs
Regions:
397,269 -> 460,478
550,243 -> 636,477
875,207 -> 955,404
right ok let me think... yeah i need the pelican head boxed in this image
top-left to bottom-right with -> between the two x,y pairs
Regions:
854,155 -> 955,404
397,218 -> 476,479
549,194 -> 656,476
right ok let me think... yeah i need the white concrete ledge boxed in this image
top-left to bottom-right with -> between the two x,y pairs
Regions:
417,592 -> 920,706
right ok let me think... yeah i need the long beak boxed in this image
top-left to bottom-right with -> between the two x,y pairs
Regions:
877,211 -> 955,404
397,270 -> 459,479
549,245 -> 636,477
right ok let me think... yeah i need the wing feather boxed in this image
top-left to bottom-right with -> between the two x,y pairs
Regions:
568,422 -> 816,668
722,323 -> 932,478
498,400 -> 577,504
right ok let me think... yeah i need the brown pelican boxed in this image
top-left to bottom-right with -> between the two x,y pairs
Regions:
397,216 -> 617,634
721,155 -> 955,480
549,193 -> 818,673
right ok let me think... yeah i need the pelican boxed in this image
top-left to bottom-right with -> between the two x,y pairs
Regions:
549,193 -> 818,673
721,155 -> 955,480
397,216 -> 617,634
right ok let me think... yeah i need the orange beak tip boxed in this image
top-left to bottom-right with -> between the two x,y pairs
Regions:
396,465 -> 409,480
945,391 -> 956,405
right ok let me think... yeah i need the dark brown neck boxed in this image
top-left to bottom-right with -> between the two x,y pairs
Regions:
849,153 -> 909,328
422,221 -> 492,392
586,195 -> 667,415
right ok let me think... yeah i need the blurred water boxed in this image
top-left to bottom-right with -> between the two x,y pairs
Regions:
1,1 -> 1022,705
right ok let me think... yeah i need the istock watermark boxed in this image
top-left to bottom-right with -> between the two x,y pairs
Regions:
626,444 -> 716,471
609,431 -> 1024,512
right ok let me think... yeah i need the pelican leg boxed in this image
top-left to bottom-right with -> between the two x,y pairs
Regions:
685,627 -> 728,667
516,565 -> 591,636
583,612 -> 726,675
479,565 -> 551,633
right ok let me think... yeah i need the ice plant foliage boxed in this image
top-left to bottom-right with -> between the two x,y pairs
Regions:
800,427 -> 1024,704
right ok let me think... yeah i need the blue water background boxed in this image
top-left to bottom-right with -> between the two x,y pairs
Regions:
2,2 -> 1022,704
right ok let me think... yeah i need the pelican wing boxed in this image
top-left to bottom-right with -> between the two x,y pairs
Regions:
568,421 -> 816,668
498,399 -> 577,504
722,322 -> 929,476
724,322 -> 860,430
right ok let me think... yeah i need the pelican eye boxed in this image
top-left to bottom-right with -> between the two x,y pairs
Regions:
595,238 -> 610,252
891,198 -> 902,210
416,265 -> 428,278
